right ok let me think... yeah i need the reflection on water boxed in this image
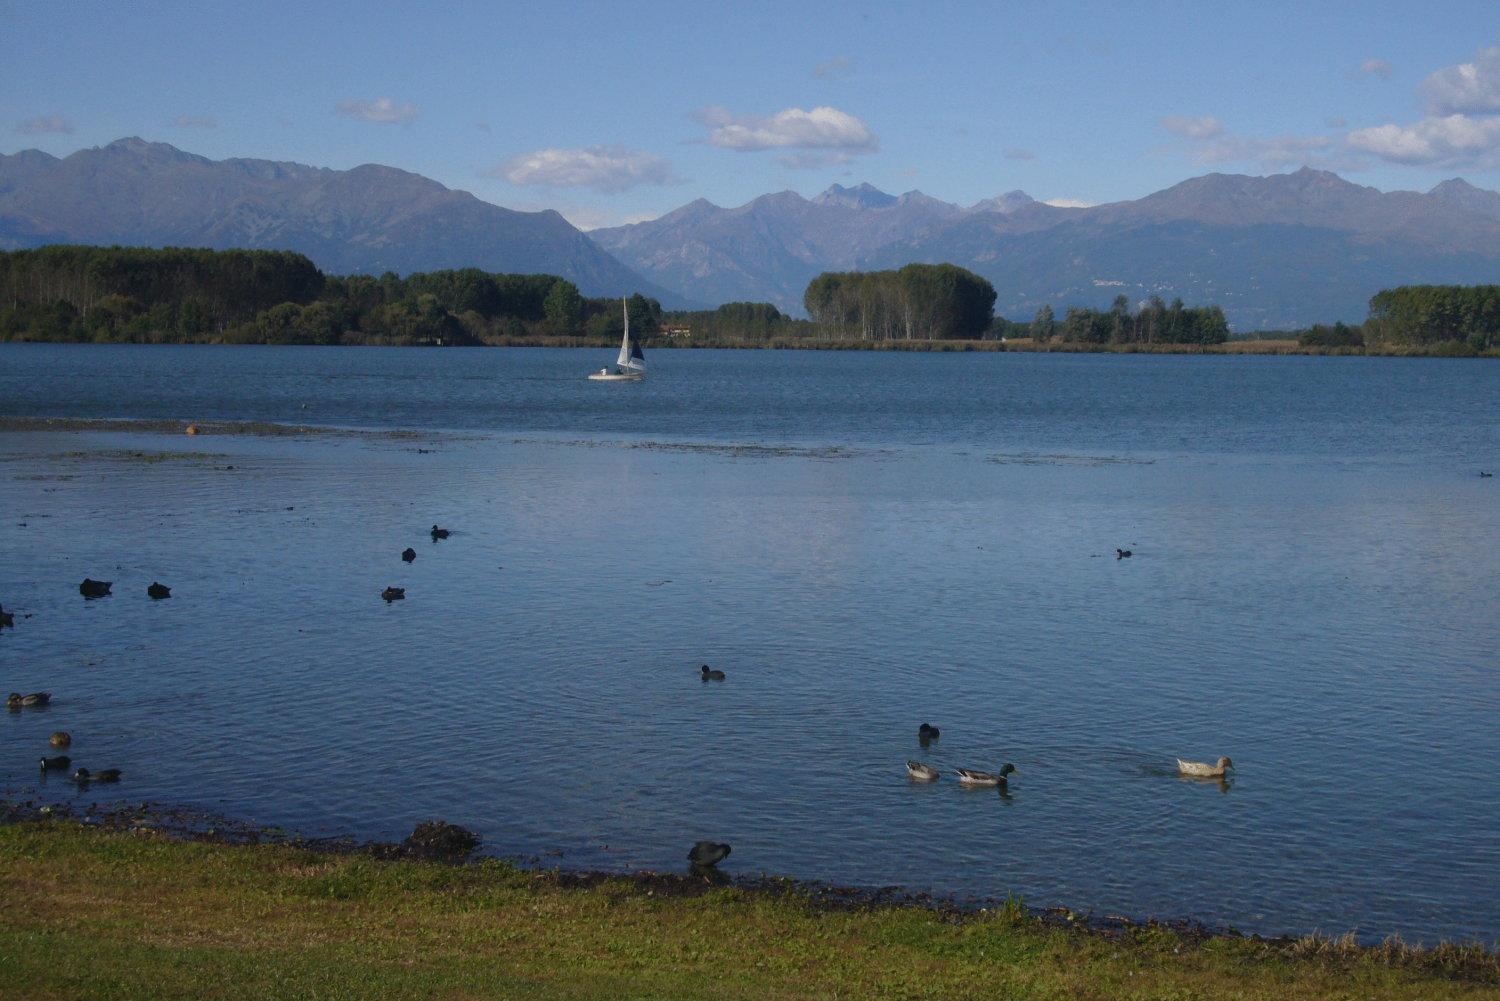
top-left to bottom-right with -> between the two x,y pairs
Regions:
0,345 -> 1498,945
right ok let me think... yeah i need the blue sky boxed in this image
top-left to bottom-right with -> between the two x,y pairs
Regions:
5,2 -> 1500,228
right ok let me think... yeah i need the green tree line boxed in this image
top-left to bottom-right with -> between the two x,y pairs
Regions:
804,264 -> 997,340
1364,285 -> 1500,352
0,246 -> 651,346
1027,295 -> 1229,345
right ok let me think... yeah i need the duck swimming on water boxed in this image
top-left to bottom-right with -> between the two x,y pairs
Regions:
955,764 -> 1017,788
39,755 -> 71,772
79,578 -> 112,598
700,665 -> 725,681
147,582 -> 171,599
401,548 -> 417,562
72,767 -> 121,783
381,587 -> 406,602
1177,756 -> 1234,778
430,525 -> 450,540
6,692 -> 50,709
906,760 -> 940,781
50,731 -> 71,747
1116,548 -> 1132,559
918,723 -> 940,740
0,604 -> 13,629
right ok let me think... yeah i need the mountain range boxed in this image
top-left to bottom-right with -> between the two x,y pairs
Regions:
0,138 -> 683,304
594,171 -> 1500,328
5,138 -> 1500,329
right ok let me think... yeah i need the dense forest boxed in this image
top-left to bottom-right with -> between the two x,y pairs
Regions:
1364,285 -> 1500,352
803,264 -> 997,340
660,302 -> 814,341
0,246 -> 659,346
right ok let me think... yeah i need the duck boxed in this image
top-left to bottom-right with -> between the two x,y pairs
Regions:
147,582 -> 171,599
906,760 -> 940,781
6,692 -> 51,709
381,587 -> 406,602
956,764 -> 1017,787
918,723 -> 940,740
401,547 -> 417,563
79,578 -> 112,598
39,755 -> 71,772
430,525 -> 450,540
0,604 -> 12,629
1481,471 -> 1494,478
687,841 -> 731,867
50,731 -> 71,748
1116,548 -> 1132,559
1177,756 -> 1234,778
700,664 -> 726,681
71,767 -> 122,783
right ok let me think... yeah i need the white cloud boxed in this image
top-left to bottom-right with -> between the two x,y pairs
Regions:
172,114 -> 217,129
1193,132 -> 1337,167
1347,113 -> 1500,166
1420,44 -> 1500,115
15,114 -> 73,135
1159,115 -> 1224,140
695,105 -> 878,154
813,55 -> 853,79
778,150 -> 858,169
1003,147 -> 1036,161
1358,57 -> 1394,80
1043,198 -> 1095,208
491,145 -> 678,193
335,97 -> 419,125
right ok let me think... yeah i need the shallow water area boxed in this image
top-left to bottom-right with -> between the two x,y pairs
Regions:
1,344 -> 1498,944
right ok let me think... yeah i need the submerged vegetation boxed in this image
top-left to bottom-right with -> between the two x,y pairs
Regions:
1,820 -> 1495,1000
2,246 -> 1498,355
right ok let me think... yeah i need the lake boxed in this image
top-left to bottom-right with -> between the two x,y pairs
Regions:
1,343 -> 1497,944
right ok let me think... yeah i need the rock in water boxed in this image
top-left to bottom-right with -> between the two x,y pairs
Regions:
50,731 -> 71,748
688,841 -> 731,867
403,820 -> 480,859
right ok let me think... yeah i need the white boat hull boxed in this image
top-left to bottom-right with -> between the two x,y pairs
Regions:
587,371 -> 644,381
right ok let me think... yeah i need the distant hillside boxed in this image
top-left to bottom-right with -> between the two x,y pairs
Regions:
596,169 -> 1500,328
0,138 -> 684,304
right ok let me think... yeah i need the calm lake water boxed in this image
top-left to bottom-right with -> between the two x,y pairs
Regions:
2,344 -> 1497,944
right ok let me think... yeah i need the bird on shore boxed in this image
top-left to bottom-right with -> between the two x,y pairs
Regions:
700,664 -> 725,681
956,764 -> 1017,788
50,731 -> 71,748
430,525 -> 450,540
918,723 -> 940,741
1116,548 -> 1132,559
0,604 -> 13,629
6,692 -> 51,709
39,755 -> 71,772
71,767 -> 121,783
688,841 -> 731,867
79,578 -> 112,598
381,587 -> 406,602
1177,756 -> 1234,778
147,582 -> 171,599
906,761 -> 940,781
401,547 -> 417,562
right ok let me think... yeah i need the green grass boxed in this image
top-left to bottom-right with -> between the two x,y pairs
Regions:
0,822 -> 1495,1000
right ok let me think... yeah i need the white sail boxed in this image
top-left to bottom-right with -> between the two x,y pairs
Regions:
615,297 -> 645,372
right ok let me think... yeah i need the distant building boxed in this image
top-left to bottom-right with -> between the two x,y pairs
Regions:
660,324 -> 692,339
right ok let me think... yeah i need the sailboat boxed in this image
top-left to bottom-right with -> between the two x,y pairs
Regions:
587,298 -> 646,381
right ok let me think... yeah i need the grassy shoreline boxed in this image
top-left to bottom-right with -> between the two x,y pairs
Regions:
1,819 -> 1494,1000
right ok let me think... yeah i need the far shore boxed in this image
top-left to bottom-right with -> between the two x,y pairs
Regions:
5,335 -> 1498,357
